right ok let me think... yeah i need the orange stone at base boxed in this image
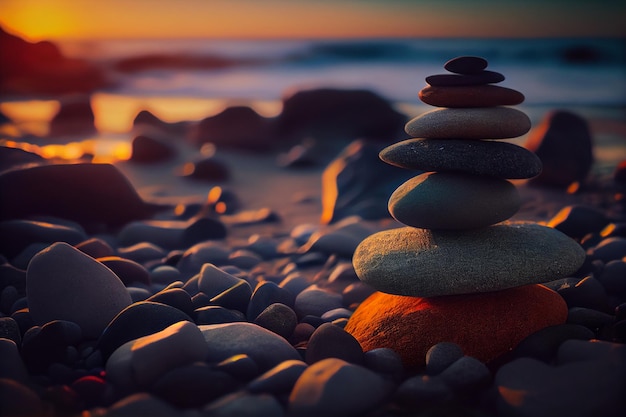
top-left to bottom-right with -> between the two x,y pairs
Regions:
345,284 -> 567,370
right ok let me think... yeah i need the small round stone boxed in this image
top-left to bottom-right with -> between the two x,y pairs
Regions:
305,322 -> 364,365
419,84 -> 525,107
353,223 -> 585,297
388,172 -> 521,230
426,70 -> 505,86
444,56 -> 488,74
380,138 -> 542,179
405,107 -> 531,139
425,342 -> 464,375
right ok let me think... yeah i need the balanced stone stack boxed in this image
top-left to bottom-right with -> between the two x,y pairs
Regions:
345,56 -> 586,369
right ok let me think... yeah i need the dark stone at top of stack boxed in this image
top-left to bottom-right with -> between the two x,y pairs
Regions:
426,71 -> 505,87
444,56 -> 488,74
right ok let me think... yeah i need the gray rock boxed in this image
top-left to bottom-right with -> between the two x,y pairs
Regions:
380,138 -> 542,179
197,263 -> 246,299
389,172 -> 521,229
495,355 -> 625,417
0,219 -> 87,259
106,321 -> 208,390
526,110 -> 593,188
426,342 -> 464,376
289,358 -> 394,417
199,322 -> 301,371
405,107 -> 531,139
294,286 -> 344,318
439,356 -> 491,392
26,242 -> 132,339
305,322 -> 364,365
204,392 -> 285,417
0,338 -> 30,383
248,359 -> 308,394
353,223 -> 586,297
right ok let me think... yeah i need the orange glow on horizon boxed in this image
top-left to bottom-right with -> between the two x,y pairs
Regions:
1,0 -> 624,41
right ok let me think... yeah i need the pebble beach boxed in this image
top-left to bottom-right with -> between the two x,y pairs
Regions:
1,28 -> 626,417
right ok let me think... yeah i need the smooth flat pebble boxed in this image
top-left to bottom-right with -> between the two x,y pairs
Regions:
305,322 -> 365,365
97,301 -> 193,360
247,359 -> 308,394
106,321 -> 208,391
388,172 -> 521,230
0,219 -> 87,259
345,284 -> 567,369
444,56 -> 488,74
405,107 -> 531,139
425,342 -> 465,376
353,223 -> 586,297
380,138 -> 542,179
26,242 -> 132,339
419,84 -> 524,107
204,392 -> 285,417
425,70 -> 505,86
495,350 -> 625,417
294,286 -> 344,318
199,322 -> 301,371
288,358 -> 395,417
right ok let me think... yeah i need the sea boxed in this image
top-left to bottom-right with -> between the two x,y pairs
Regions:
1,37 -> 625,163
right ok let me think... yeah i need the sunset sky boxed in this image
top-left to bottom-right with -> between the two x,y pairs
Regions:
1,0 -> 624,41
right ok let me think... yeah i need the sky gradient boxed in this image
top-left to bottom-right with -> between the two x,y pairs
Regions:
1,0 -> 625,40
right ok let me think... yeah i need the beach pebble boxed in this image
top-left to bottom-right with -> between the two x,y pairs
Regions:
0,219 -> 87,259
104,392 -> 179,417
204,392 -> 285,417
130,134 -> 176,163
305,322 -> 364,365
289,323 -> 316,345
419,84 -> 524,107
181,156 -> 230,181
0,379 -> 45,417
597,260 -> 626,293
342,282 -> 376,308
556,275 -> 611,312
425,70 -> 505,86
298,230 -> 362,258
288,358 -> 394,417
380,138 -> 541,179
556,338 -> 626,364
97,301 -> 193,360
0,145 -> 43,171
0,163 -> 155,231
152,363 -> 237,408
345,285 -> 567,369
547,204 -> 609,239
294,286 -> 344,318
210,279 -> 253,313
26,242 -> 132,339
106,321 -> 208,390
75,237 -> 115,259
97,256 -> 150,286
146,287 -> 195,318
70,375 -> 108,408
200,322 -> 301,371
444,56 -> 489,74
363,347 -> 404,378
248,359 -> 308,394
0,338 -> 30,383
495,355 -> 625,417
197,263 -> 246,299
439,356 -> 491,393
247,281 -> 295,320
279,273 -> 312,296
526,110 -> 593,188
177,241 -> 230,276
117,242 -> 166,264
320,307 -> 352,321
511,324 -> 594,362
213,353 -> 260,381
195,305 -> 246,325
228,249 -> 262,269
425,342 -> 464,375
389,172 -> 520,229
567,307 -> 615,330
405,107 -> 531,139
0,317 -> 21,345
149,265 -> 182,285
353,224 -> 585,297
394,374 -> 452,408
588,237 -> 626,263
253,303 -> 298,339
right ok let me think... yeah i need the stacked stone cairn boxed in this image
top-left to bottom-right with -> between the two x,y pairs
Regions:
345,56 -> 587,370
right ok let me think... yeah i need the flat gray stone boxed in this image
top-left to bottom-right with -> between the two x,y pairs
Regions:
380,138 -> 542,179
353,223 -> 586,297
388,172 -> 521,229
405,107 -> 531,139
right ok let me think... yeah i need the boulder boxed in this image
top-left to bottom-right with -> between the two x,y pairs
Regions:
48,95 -> 96,137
